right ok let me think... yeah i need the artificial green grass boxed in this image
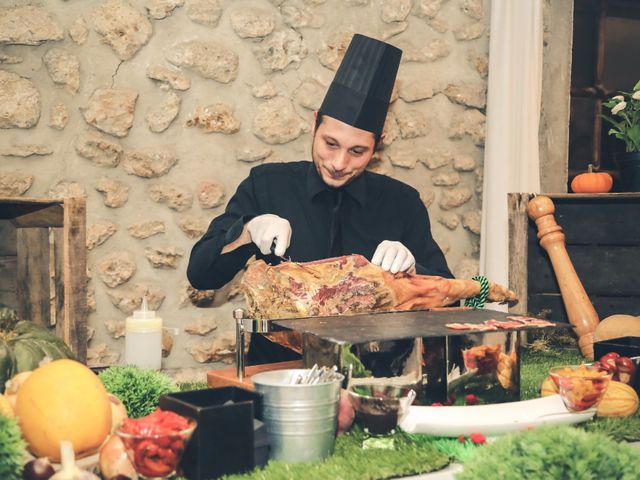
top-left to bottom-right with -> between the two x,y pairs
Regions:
221,428 -> 450,480
519,346 -> 583,400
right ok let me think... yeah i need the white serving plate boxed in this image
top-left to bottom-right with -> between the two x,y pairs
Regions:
399,394 -> 595,437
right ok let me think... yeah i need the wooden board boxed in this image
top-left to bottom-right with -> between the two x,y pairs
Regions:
16,228 -> 50,327
207,360 -> 304,391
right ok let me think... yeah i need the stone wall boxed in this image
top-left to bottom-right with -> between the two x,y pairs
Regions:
0,0 -> 490,369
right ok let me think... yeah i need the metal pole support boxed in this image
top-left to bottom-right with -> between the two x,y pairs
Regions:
234,308 -> 245,381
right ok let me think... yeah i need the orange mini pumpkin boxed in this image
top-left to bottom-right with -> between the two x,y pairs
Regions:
570,164 -> 613,193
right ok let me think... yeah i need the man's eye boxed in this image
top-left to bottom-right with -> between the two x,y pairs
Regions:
350,149 -> 364,155
326,141 -> 338,148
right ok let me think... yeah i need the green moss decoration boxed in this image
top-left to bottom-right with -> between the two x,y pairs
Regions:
0,415 -> 26,480
98,365 -> 177,418
458,426 -> 640,480
222,428 -> 449,480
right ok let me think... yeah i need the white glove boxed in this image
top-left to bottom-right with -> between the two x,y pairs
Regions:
371,240 -> 415,274
246,214 -> 292,257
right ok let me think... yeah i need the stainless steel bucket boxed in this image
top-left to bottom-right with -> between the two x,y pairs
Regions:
252,369 -> 344,463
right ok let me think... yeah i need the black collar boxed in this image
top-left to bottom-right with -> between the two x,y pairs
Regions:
306,161 -> 367,207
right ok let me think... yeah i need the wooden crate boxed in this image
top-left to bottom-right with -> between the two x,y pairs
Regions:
508,193 -> 640,322
0,197 -> 87,362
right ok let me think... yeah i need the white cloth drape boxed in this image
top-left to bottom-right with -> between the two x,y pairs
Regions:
480,0 -> 543,309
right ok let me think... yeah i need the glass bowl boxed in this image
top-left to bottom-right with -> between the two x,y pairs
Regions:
116,417 -> 197,479
549,364 -> 612,412
347,384 -> 416,435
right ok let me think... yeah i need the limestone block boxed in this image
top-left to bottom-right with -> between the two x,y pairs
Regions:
433,171 -> 460,186
189,338 -> 235,364
92,0 -> 153,60
252,96 -> 308,144
43,48 -> 80,94
0,6 -> 64,45
439,187 -> 472,210
380,110 -> 400,149
187,0 -> 223,27
197,181 -> 225,208
382,21 -> 408,40
424,39 -> 451,61
420,189 -> 435,208
87,287 -> 97,313
438,212 -> 459,230
128,220 -> 165,239
397,110 -> 428,139
106,282 -> 166,314
0,145 -> 52,157
96,177 -> 129,208
105,320 -> 125,339
398,78 -> 434,102
145,90 -> 180,133
251,81 -> 277,99
420,149 -> 452,170
449,109 -> 486,145
122,148 -> 178,177
253,29 -> 307,72
179,281 -> 215,308
0,70 -> 41,129
468,50 -> 489,78
317,31 -> 354,71
461,0 -> 484,20
414,0 -> 445,19
305,0 -> 326,4
474,165 -> 483,194
81,88 -> 138,138
162,329 -> 173,357
87,220 -> 117,250
97,251 -> 136,287
75,130 -> 123,167
366,153 -> 392,176
426,17 -> 449,33
47,181 -> 87,198
149,183 -> 193,211
385,144 -> 418,169
454,22 -> 485,41
69,17 -> 89,45
230,7 -> 275,38
146,65 -> 191,91
186,103 -> 240,134
443,83 -> 486,109
453,153 -> 476,171
0,171 -> 33,196
185,317 -> 218,336
381,0 -> 412,23
236,146 -> 272,163
462,209 -> 481,235
347,0 -> 370,4
454,257 -> 479,280
48,103 -> 69,130
87,343 -> 119,366
145,245 -> 184,269
282,2 -> 324,29
294,77 -> 326,110
397,40 -> 429,63
178,214 -> 209,238
146,0 -> 185,19
167,40 -> 238,83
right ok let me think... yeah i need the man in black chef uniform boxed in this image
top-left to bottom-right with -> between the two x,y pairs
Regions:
188,34 -> 453,365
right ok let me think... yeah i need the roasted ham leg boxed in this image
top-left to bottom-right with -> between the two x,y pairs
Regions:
241,254 -> 517,320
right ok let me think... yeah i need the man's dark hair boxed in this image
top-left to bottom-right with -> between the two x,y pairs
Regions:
315,113 -> 382,151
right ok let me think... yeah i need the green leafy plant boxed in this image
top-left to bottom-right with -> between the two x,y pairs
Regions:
602,80 -> 640,152
98,365 -> 177,418
0,415 -> 26,480
457,426 -> 640,480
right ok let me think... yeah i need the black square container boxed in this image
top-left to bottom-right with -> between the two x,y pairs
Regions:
594,336 -> 640,395
159,387 -> 268,480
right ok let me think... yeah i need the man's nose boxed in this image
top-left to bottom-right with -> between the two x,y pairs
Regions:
331,149 -> 349,171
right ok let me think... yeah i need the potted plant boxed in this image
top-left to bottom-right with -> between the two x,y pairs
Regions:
602,80 -> 640,191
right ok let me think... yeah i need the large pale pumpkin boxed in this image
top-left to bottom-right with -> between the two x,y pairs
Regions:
16,359 -> 112,461
596,380 -> 639,417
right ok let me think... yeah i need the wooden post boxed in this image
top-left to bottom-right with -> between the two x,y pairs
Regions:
527,195 -> 599,359
508,193 -> 531,315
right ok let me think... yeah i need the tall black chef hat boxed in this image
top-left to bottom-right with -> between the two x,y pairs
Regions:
318,34 -> 402,137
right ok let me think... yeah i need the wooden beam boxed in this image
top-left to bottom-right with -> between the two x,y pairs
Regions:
7,205 -> 64,228
508,193 -> 531,315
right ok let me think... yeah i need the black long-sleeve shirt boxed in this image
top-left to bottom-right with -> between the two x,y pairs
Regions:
187,161 -> 452,289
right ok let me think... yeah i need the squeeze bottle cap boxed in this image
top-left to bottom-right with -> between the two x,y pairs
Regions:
133,296 -> 156,320
126,296 -> 162,331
